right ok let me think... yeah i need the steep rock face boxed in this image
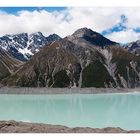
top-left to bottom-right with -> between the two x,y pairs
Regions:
2,28 -> 140,88
62,33 -> 140,88
3,41 -> 81,87
0,32 -> 61,61
62,28 -> 119,87
81,47 -> 140,88
124,40 -> 140,55
0,33 -> 29,61
0,48 -> 23,81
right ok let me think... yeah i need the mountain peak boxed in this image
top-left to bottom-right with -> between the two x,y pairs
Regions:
30,32 -> 44,37
72,27 -> 97,38
46,34 -> 61,40
70,27 -> 117,47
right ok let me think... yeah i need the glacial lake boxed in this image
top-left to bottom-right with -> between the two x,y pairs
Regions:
0,92 -> 140,130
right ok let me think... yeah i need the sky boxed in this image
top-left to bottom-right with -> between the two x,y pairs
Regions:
0,7 -> 140,43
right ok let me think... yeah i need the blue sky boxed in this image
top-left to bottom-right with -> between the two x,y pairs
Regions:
0,7 -> 66,14
0,7 -> 140,43
102,15 -> 127,36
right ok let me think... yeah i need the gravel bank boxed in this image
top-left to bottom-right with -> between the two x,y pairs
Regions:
0,87 -> 140,94
0,120 -> 139,133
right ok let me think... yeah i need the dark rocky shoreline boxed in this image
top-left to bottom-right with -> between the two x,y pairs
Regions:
0,120 -> 139,133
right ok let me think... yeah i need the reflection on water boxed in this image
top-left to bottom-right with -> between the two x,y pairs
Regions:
0,93 -> 140,130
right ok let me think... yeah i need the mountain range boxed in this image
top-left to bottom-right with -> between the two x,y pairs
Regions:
0,32 -> 61,61
1,27 -> 140,88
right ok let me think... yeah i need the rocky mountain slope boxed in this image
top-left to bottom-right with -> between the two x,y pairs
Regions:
0,32 -> 61,61
124,40 -> 140,55
0,48 -> 23,81
67,28 -> 118,47
2,27 -> 140,88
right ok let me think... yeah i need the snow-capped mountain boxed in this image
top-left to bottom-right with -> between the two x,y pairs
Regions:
0,32 -> 61,61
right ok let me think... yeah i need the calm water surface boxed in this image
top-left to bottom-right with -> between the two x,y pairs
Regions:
0,93 -> 140,130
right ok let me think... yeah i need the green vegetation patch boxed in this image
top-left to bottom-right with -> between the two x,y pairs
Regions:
82,61 -> 114,88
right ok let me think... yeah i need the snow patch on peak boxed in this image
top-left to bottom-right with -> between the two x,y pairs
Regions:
18,47 -> 33,60
0,32 -> 61,61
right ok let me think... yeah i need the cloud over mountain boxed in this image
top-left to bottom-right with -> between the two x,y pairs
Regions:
0,7 -> 140,43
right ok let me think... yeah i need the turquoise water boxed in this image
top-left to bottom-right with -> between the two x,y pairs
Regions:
0,93 -> 140,130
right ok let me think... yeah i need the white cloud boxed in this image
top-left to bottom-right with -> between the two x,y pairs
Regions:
105,29 -> 140,43
122,8 -> 140,28
0,7 -> 140,43
0,10 -> 64,36
0,7 -> 122,36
